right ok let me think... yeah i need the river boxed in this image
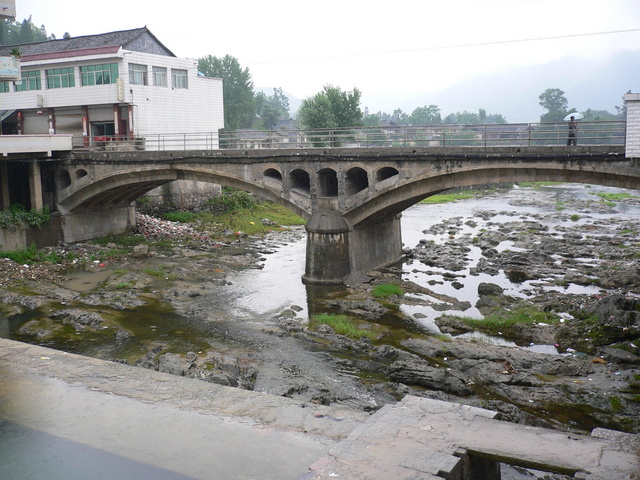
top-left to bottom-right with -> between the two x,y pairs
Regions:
211,183 -> 639,334
4,182 -> 639,359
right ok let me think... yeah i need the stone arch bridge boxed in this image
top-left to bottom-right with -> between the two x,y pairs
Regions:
58,145 -> 638,284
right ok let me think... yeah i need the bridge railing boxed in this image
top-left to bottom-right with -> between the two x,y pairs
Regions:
219,121 -> 625,149
71,121 -> 626,151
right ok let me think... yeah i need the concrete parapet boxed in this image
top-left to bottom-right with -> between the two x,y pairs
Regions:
306,395 -> 640,480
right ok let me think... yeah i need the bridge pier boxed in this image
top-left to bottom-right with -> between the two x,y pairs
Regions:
303,210 -> 403,285
61,205 -> 136,244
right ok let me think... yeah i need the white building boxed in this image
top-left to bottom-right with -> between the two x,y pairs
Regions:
0,27 -> 224,150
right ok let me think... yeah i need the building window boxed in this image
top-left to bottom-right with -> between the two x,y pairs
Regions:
171,69 -> 188,89
80,63 -> 119,86
0,81 -> 11,93
152,66 -> 167,87
46,67 -> 75,89
15,70 -> 41,91
129,63 -> 148,85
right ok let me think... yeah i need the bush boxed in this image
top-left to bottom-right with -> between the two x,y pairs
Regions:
0,204 -> 51,229
207,189 -> 256,213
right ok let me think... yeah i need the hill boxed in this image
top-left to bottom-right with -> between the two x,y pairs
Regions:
402,49 -> 640,123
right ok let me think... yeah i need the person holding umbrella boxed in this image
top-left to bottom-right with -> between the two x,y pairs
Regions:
564,112 -> 583,146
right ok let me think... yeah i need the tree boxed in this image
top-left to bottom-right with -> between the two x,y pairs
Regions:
0,17 -> 49,45
539,88 -> 569,122
297,85 -> 362,130
362,110 -> 382,127
408,105 -> 441,125
198,54 -> 255,130
254,87 -> 290,130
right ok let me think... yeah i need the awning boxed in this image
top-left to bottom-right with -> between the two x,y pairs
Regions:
0,109 -> 15,121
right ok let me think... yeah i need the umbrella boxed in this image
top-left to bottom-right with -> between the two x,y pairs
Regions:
564,112 -> 584,121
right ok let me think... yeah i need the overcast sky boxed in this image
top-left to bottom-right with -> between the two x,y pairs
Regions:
17,0 -> 640,115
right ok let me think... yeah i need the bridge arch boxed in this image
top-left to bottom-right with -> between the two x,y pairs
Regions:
263,168 -> 282,182
57,169 -> 72,190
344,165 -> 640,226
344,166 -> 369,195
290,168 -> 311,195
317,168 -> 339,197
58,167 -> 312,219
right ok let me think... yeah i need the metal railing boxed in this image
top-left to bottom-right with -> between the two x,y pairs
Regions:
71,121 -> 626,152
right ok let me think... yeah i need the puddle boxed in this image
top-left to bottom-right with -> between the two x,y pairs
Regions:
62,269 -> 114,292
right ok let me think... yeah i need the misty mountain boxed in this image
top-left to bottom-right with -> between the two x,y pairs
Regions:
401,49 -> 640,123
258,49 -> 639,124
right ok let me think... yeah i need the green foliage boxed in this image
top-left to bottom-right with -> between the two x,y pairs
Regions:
597,192 -> 637,202
309,313 -> 377,340
458,306 -> 558,335
518,182 -> 562,188
163,211 -> 198,223
0,17 -> 54,46
0,204 -> 51,229
254,87 -> 290,130
608,396 -> 623,412
420,192 -> 474,204
570,214 -> 581,221
0,244 -> 39,263
207,189 -> 257,213
443,109 -> 506,124
408,105 -> 441,125
298,85 -> 363,134
371,283 -> 404,298
198,54 -> 255,130
91,234 -> 144,247
539,88 -> 569,122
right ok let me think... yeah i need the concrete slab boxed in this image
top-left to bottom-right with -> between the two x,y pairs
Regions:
307,396 -> 640,480
0,338 -> 368,480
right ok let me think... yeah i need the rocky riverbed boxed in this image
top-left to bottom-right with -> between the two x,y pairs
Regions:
1,186 -> 639,441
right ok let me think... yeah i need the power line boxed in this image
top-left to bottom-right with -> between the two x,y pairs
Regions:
246,28 -> 640,67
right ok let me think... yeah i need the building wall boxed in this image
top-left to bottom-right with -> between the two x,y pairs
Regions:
625,93 -> 640,158
1,49 -> 224,146
123,51 -> 223,140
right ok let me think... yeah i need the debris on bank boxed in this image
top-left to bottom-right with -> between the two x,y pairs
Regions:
135,213 -> 210,241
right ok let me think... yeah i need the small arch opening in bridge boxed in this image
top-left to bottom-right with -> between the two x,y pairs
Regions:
75,169 -> 88,180
57,169 -> 71,190
318,168 -> 339,197
263,168 -> 283,182
345,167 -> 369,195
376,166 -> 399,183
290,169 -> 311,195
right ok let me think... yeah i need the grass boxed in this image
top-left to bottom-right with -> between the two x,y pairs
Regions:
570,214 -> 581,221
371,283 -> 404,298
0,244 -> 65,264
596,192 -> 637,202
163,212 -> 198,223
457,306 -> 559,335
189,201 -> 305,236
517,182 -> 562,188
420,192 -> 474,204
309,313 -> 378,340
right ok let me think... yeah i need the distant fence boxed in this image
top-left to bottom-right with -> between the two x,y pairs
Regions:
71,121 -> 626,152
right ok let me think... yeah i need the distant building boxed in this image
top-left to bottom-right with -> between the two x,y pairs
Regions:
0,27 -> 224,150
